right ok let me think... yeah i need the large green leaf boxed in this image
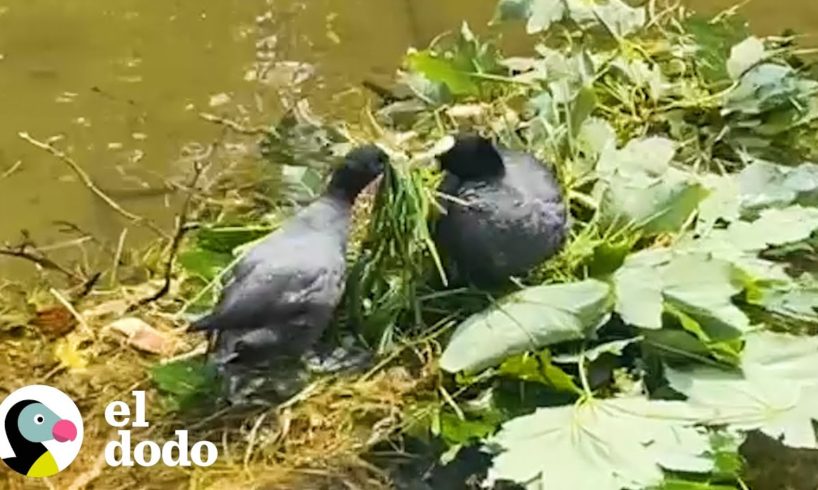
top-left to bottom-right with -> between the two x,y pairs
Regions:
614,251 -> 749,336
527,0 -> 565,33
440,279 -> 613,373
667,331 -> 818,449
662,254 -> 750,338
726,37 -> 766,81
486,396 -> 711,490
738,159 -> 818,212
596,137 -> 708,235
406,51 -> 479,96
601,170 -> 708,235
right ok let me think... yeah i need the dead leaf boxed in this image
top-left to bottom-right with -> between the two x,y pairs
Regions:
32,306 -> 76,337
107,317 -> 178,355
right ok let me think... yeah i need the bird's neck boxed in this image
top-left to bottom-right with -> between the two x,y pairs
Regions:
324,184 -> 361,205
296,194 -> 352,231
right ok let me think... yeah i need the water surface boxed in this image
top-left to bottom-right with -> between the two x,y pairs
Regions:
0,0 -> 814,275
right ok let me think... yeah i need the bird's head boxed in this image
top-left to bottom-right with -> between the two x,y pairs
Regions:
438,133 -> 505,180
327,145 -> 388,202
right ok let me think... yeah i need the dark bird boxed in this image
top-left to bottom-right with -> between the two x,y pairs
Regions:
2,400 -> 77,477
433,134 -> 568,288
189,145 -> 388,401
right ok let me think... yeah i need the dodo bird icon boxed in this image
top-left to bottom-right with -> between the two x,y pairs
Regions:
0,385 -> 83,478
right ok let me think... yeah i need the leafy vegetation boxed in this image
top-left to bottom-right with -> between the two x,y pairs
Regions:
321,0 -> 818,488
165,1 -> 818,487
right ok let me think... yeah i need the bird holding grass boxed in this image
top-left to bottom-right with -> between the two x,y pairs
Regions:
2,400 -> 77,477
433,133 -> 568,288
189,145 -> 387,402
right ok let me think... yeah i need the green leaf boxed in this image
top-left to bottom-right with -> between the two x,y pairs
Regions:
596,137 -> 707,235
726,36 -> 766,80
486,396 -> 711,490
150,359 -> 220,412
193,226 -> 272,254
552,337 -> 642,363
597,136 -> 677,179
178,248 -> 233,281
614,251 -> 750,337
738,159 -> 818,212
614,251 -> 666,329
575,117 -> 616,164
498,351 -> 582,393
527,0 -> 565,34
406,50 -> 479,96
653,480 -> 738,490
440,279 -> 613,373
643,329 -> 724,365
601,169 -> 708,235
667,330 -> 818,449
662,254 -> 750,338
725,63 -> 817,116
439,409 -> 504,446
564,0 -> 645,37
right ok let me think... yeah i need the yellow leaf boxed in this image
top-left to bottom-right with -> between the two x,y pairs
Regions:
54,334 -> 89,372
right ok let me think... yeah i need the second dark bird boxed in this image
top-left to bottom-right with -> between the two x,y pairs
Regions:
189,145 -> 387,402
433,133 -> 568,289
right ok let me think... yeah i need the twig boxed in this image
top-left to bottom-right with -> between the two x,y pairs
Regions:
18,132 -> 169,239
49,288 -> 94,339
0,244 -> 80,280
243,412 -> 270,468
110,228 -> 128,287
0,160 -> 22,180
199,112 -> 275,137
70,272 -> 101,301
135,159 -> 209,307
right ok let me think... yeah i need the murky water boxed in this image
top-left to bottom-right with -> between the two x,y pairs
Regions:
0,0 -> 815,275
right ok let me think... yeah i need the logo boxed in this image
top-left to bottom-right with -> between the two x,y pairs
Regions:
0,385 -> 83,478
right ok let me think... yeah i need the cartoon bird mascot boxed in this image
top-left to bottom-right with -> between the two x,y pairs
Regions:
2,399 -> 77,477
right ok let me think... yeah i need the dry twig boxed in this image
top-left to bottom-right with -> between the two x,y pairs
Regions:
199,112 -> 276,137
18,132 -> 169,239
135,158 -> 209,307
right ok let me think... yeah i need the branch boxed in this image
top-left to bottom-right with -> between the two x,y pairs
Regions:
199,112 -> 276,137
0,160 -> 22,180
0,243 -> 80,281
18,132 -> 170,239
134,158 -> 209,307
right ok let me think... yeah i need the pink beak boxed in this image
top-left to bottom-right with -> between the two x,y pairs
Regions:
52,419 -> 77,442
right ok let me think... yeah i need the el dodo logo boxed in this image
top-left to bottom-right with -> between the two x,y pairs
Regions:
0,385 -> 82,478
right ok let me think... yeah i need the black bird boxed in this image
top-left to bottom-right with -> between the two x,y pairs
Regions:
433,134 -> 567,288
189,145 -> 387,401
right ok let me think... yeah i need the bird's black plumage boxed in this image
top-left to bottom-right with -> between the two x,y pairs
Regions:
434,134 -> 567,288
189,145 -> 387,401
2,400 -> 45,476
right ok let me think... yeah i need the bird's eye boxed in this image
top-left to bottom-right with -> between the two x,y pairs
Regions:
33,414 -> 45,425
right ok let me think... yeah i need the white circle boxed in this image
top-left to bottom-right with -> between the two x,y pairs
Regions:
0,384 -> 84,475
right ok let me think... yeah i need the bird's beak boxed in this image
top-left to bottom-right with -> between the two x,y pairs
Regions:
52,419 -> 77,442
